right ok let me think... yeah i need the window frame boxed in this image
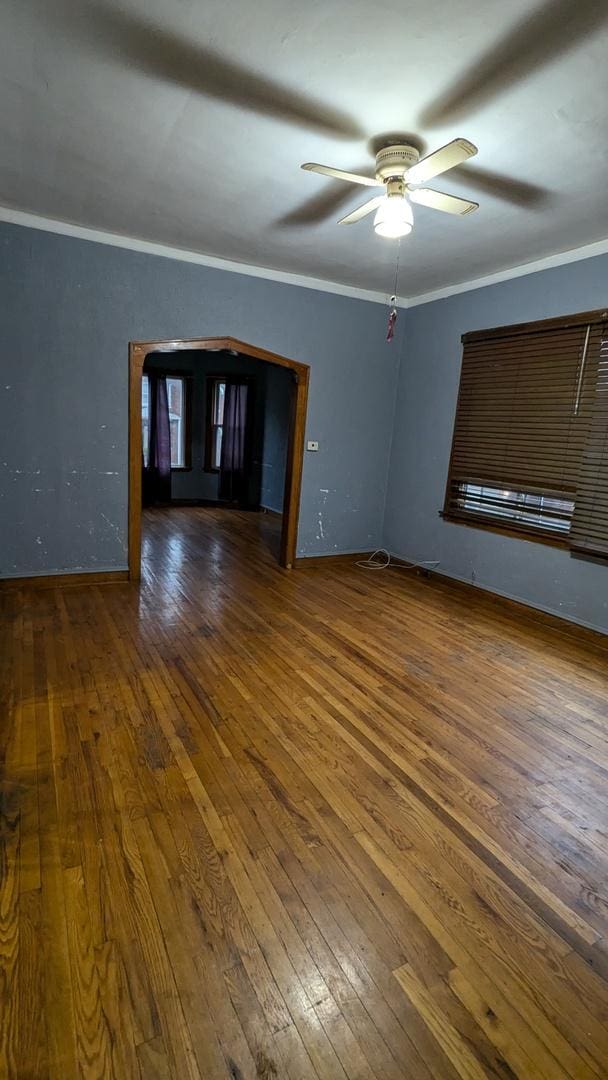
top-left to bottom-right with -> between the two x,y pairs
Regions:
204,376 -> 228,473
204,373 -> 257,473
141,370 -> 192,472
442,308 -> 608,550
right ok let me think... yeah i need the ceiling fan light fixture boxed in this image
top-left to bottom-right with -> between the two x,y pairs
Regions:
374,195 -> 413,239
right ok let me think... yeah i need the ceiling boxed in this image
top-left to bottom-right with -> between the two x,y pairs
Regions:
2,0 -> 608,298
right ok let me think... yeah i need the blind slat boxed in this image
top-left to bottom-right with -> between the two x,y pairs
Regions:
445,316 -> 608,552
570,333 -> 608,556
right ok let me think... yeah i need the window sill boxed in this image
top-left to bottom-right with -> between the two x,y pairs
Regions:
439,511 -> 571,550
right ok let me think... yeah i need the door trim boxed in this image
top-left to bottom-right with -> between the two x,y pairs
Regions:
129,336 -> 310,578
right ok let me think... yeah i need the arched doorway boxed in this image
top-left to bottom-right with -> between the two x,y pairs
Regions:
128,336 -> 310,580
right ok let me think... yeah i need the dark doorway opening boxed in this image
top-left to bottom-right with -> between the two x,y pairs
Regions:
129,337 -> 310,577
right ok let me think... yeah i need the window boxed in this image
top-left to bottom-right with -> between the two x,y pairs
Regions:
444,310 -> 608,557
205,378 -> 227,471
142,374 -> 150,467
167,376 -> 187,468
142,373 -> 190,469
455,483 -> 574,535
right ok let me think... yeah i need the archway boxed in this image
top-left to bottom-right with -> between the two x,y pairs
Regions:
129,336 -> 310,579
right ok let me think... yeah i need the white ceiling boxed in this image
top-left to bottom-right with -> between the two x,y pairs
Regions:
2,0 -> 608,298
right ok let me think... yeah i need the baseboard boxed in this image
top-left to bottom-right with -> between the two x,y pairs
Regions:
387,551 -> 608,642
260,506 -> 283,520
0,569 -> 129,590
295,549 -> 374,567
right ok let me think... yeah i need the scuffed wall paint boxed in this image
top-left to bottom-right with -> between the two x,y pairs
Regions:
0,221 -> 402,576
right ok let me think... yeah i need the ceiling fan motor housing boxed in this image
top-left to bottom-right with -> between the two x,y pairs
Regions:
375,144 -> 420,181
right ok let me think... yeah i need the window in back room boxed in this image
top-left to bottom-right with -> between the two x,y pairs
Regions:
142,373 -> 188,469
205,377 -> 227,471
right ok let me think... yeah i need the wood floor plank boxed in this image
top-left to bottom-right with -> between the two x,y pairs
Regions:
63,865 -> 115,1078
393,964 -> 497,1080
15,888 -> 48,1077
0,778 -> 21,1078
2,505 -> 608,1078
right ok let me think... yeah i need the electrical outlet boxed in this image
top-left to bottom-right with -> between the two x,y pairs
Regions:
307,440 -> 319,451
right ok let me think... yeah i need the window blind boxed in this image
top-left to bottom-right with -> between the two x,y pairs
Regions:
570,322 -> 608,557
444,309 -> 608,552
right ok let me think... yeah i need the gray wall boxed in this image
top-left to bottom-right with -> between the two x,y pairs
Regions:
0,221 -> 402,576
6,216 -> 604,631
261,363 -> 291,513
384,252 -> 608,634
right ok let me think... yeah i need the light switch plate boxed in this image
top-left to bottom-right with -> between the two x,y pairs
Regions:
307,440 -> 319,451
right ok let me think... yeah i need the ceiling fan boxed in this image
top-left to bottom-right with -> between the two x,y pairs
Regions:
302,138 -> 479,238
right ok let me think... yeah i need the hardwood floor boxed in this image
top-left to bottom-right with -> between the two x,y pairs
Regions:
2,506 -> 608,1079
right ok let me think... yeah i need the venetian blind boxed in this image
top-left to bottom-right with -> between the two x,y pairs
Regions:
444,310 -> 608,546
569,320 -> 608,557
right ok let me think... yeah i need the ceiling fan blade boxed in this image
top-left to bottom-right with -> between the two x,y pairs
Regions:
302,163 -> 382,188
338,197 -> 384,225
408,188 -> 478,216
419,0 -> 608,128
405,139 -> 477,185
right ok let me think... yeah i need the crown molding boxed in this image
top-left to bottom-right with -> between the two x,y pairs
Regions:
0,205 -> 394,307
406,236 -> 608,308
2,204 -> 607,312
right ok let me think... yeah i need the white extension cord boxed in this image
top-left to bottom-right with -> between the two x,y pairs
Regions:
356,548 -> 440,572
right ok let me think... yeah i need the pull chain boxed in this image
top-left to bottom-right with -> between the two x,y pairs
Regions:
386,240 -> 401,343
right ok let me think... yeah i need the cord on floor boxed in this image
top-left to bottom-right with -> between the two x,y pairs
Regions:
356,549 -> 440,571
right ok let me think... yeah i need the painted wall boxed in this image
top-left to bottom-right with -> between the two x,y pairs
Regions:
384,252 -> 608,634
0,221 -> 402,577
261,363 -> 291,513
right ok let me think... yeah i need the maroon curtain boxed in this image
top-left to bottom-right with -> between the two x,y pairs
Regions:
219,382 -> 249,503
143,374 -> 171,505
